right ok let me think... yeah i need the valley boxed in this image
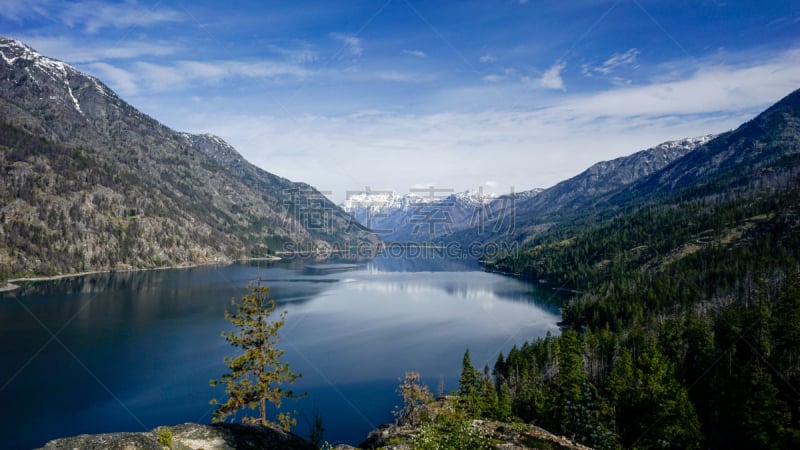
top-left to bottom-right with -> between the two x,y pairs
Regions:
2,32 -> 800,450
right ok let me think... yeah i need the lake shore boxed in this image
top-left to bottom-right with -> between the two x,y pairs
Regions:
0,256 -> 283,292
0,282 -> 20,293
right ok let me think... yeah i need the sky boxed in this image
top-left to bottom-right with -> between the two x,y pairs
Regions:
2,0 -> 800,202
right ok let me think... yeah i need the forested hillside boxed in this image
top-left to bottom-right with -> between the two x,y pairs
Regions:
0,38 -> 377,279
470,88 -> 800,448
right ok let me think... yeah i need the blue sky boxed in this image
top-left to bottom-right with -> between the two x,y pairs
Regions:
3,0 -> 800,202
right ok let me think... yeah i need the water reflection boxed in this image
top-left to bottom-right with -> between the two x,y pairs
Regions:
0,259 -> 560,449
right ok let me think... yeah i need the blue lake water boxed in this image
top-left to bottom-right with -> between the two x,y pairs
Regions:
0,256 -> 562,449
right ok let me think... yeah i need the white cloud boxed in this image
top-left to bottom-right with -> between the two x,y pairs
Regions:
560,52 -> 800,117
61,0 -> 182,33
479,54 -> 496,63
17,36 -> 178,63
538,61 -> 566,90
330,32 -> 363,58
483,68 -> 516,83
84,58 -> 311,95
373,70 -> 434,83
86,62 -> 139,95
580,63 -> 592,77
593,48 -> 639,75
166,47 -> 800,202
266,42 -> 319,64
0,1 -> 181,33
176,106 -> 715,202
403,49 -> 427,58
0,0 -> 51,21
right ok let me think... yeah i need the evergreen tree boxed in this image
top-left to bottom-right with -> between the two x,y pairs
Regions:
459,349 -> 483,415
772,272 -> 800,431
210,285 -> 301,431
480,364 -> 499,418
496,381 -> 513,421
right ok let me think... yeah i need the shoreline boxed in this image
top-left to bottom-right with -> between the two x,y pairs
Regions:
0,282 -> 20,293
0,256 -> 283,292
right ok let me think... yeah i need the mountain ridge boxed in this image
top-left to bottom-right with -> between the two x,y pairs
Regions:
339,135 -> 711,246
0,37 -> 377,278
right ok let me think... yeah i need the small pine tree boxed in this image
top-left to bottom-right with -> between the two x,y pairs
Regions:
459,349 -> 484,416
308,410 -> 325,448
497,381 -> 513,421
479,364 -> 499,418
210,285 -> 301,431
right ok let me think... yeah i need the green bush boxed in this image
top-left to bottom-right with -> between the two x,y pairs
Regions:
412,410 -> 491,450
156,426 -> 172,448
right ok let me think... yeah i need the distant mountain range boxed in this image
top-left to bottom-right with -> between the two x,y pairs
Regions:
0,37 -> 377,277
341,136 -> 713,245
341,188 -> 505,241
340,87 -> 796,253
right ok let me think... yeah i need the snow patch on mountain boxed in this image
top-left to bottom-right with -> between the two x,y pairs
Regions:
342,188 -> 502,214
0,37 -> 113,115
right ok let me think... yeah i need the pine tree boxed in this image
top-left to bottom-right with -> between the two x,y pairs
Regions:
480,364 -> 499,418
210,285 -> 301,431
496,381 -> 513,421
459,349 -> 483,416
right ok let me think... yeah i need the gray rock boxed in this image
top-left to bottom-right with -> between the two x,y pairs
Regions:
37,423 -> 316,450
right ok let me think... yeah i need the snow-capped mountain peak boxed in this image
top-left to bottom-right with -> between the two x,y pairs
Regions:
341,188 -> 504,213
0,37 -> 117,116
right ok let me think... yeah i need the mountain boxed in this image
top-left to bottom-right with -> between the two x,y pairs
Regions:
514,135 -> 715,221
490,88 -> 800,277
480,89 -> 800,449
428,135 -> 711,248
339,135 -> 709,248
607,88 -> 800,205
341,188 -> 504,242
0,37 -> 377,278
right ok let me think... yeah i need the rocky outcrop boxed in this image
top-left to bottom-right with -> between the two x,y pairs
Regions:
36,423 -> 316,450
358,420 -> 593,450
357,397 -> 593,450
37,404 -> 594,450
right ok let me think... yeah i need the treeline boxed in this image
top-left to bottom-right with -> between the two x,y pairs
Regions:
463,172 -> 800,447
456,274 -> 800,449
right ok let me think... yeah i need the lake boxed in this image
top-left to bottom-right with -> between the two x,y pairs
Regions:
0,255 -> 562,449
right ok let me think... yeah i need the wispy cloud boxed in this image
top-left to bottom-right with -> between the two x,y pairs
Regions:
0,0 -> 182,33
479,54 -> 496,63
563,53 -> 800,117
373,70 -> 435,83
86,61 -> 139,95
483,68 -> 516,83
537,61 -> 567,90
173,47 -> 800,201
330,32 -> 363,58
17,36 -> 178,63
86,59 -> 311,96
61,0 -> 183,33
266,41 -> 319,64
584,48 -> 640,77
403,49 -> 427,58
0,0 -> 52,22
